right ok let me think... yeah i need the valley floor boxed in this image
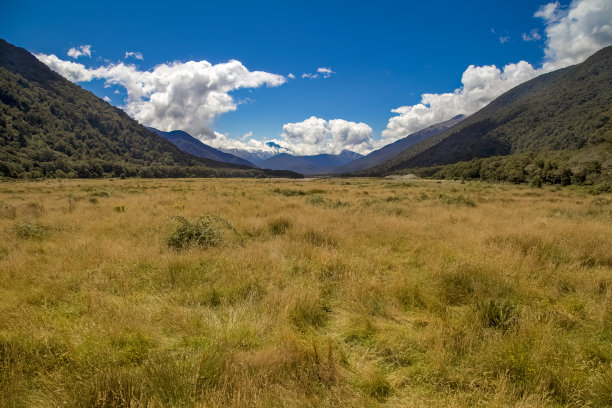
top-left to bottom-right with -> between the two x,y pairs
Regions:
0,178 -> 611,407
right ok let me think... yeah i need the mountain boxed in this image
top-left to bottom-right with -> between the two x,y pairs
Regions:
0,39 -> 300,179
330,115 -> 465,174
362,46 -> 612,185
258,153 -> 321,174
147,127 -> 255,167
221,142 -> 292,165
259,150 -> 363,174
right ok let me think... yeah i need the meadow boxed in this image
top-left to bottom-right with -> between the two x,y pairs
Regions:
0,177 -> 611,407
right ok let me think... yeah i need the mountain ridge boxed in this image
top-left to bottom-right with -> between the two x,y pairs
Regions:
147,127 -> 256,167
258,150 -> 363,174
330,115 -> 465,174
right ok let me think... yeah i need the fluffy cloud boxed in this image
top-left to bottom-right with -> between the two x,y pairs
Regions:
36,54 -> 286,138
208,117 -> 373,156
539,0 -> 612,70
382,61 -> 538,143
124,51 -> 144,60
208,131 -> 289,155
382,0 -> 612,142
67,45 -> 91,59
281,116 -> 373,155
103,96 -> 111,102
288,73 -> 296,79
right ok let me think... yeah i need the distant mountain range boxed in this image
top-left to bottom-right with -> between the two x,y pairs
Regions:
1,36 -> 610,185
220,142 -> 292,164
147,127 -> 255,167
0,39 -> 300,179
258,150 -> 362,174
360,45 -> 612,185
146,128 -> 363,174
329,115 -> 465,174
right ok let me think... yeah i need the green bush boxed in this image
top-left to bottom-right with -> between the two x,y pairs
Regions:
590,182 -> 611,195
479,298 -> 519,331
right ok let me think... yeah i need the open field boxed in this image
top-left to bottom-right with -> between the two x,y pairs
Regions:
0,178 -> 611,407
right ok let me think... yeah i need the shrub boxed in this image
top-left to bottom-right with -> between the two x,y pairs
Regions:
165,215 -> 234,250
530,175 -> 543,188
11,220 -> 51,239
479,298 -> 519,331
439,194 -> 477,207
306,195 -> 349,208
590,182 -> 611,195
271,188 -> 306,196
268,217 -> 292,235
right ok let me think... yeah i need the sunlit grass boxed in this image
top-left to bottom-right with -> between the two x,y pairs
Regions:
0,177 -> 610,407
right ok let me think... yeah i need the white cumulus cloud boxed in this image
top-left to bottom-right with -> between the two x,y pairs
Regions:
539,0 -> 612,70
281,116 -> 373,155
67,45 -> 91,59
103,96 -> 111,102
36,54 -> 287,139
382,0 -> 612,142
208,116 -> 373,156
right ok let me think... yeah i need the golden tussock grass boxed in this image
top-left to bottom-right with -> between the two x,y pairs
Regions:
0,178 -> 611,407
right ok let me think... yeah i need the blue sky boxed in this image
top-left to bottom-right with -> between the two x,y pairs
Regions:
2,0 -> 611,155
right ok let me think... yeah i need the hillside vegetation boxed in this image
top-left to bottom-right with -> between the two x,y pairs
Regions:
1,178 -> 611,407
331,115 -> 465,174
147,127 -> 256,167
0,39 -> 297,179
362,46 -> 612,185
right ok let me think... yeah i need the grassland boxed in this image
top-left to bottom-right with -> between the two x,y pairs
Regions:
0,177 -> 611,407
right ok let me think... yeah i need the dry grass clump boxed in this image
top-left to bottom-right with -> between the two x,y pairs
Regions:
165,214 -> 235,250
0,178 -> 610,407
